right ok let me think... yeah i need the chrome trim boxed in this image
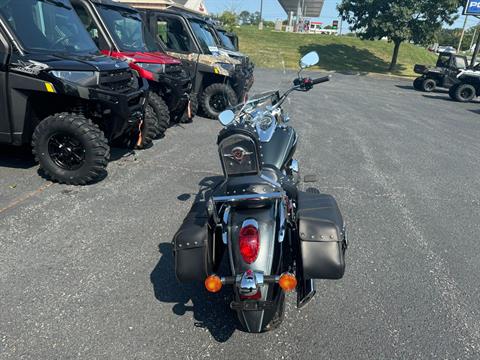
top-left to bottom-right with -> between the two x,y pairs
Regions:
222,206 -> 231,245
238,270 -> 265,296
255,115 -> 276,143
289,159 -> 299,174
241,218 -> 259,229
212,192 -> 283,203
278,199 -> 286,243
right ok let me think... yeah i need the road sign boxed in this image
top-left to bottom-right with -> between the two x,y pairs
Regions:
464,0 -> 480,15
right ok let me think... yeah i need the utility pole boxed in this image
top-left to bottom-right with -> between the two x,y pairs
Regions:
258,0 -> 264,30
471,17 -> 480,67
458,15 -> 469,52
470,26 -> 478,51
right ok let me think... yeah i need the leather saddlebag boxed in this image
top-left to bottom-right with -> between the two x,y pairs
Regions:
173,201 -> 213,283
297,191 -> 347,280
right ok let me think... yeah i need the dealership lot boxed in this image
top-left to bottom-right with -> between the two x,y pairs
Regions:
1,69 -> 480,359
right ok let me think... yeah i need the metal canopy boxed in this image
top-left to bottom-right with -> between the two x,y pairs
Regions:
278,0 -> 324,17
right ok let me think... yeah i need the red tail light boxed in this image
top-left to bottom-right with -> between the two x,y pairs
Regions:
239,223 -> 260,263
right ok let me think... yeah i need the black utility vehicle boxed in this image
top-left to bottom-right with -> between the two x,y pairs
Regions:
72,0 -> 195,138
139,7 -> 254,119
413,52 -> 468,92
0,0 -> 148,185
448,68 -> 480,102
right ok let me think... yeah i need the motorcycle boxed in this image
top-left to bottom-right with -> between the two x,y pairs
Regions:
173,51 -> 348,333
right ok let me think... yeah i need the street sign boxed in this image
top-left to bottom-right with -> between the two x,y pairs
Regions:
464,0 -> 480,15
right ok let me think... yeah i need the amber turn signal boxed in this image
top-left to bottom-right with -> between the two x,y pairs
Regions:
278,273 -> 297,292
205,275 -> 223,293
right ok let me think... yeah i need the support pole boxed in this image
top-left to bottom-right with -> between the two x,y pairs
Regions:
471,20 -> 480,67
258,0 -> 264,30
458,15 -> 469,52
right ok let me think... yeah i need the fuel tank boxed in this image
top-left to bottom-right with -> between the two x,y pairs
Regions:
260,126 -> 297,171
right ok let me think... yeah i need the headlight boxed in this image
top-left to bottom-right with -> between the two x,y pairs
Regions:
136,62 -> 166,73
216,63 -> 235,72
50,71 -> 98,86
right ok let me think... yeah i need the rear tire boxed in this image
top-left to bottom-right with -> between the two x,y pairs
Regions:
453,83 -> 476,102
31,113 -> 109,185
148,92 -> 170,138
201,83 -> 238,119
421,78 -> 436,92
413,77 -> 423,90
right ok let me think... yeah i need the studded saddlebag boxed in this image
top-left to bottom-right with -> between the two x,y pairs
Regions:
173,201 -> 214,283
297,191 -> 347,280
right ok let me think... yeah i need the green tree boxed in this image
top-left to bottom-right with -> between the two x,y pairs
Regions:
249,11 -> 261,26
219,11 -> 238,30
338,0 -> 462,71
238,10 -> 251,25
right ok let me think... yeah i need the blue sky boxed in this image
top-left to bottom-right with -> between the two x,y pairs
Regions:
205,0 -> 479,29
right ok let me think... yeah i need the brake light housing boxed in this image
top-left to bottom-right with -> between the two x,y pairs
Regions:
239,220 -> 260,264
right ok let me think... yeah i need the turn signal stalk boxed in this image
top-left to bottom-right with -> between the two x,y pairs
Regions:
205,275 -> 223,293
279,273 -> 297,292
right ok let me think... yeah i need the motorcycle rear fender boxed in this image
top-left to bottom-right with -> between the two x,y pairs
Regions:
227,203 -> 284,333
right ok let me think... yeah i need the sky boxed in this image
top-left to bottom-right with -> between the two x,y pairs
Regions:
204,0 -> 480,30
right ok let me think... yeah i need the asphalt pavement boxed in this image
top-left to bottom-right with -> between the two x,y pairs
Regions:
1,69 -> 480,359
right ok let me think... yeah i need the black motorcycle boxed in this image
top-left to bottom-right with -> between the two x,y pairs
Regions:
173,52 -> 348,333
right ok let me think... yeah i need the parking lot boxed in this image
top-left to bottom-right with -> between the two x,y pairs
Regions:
1,69 -> 480,359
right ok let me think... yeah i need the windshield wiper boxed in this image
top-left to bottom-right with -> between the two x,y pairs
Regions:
39,0 -> 71,10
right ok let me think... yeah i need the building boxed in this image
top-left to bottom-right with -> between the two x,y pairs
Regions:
117,0 -> 208,14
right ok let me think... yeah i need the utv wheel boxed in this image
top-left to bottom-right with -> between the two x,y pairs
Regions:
179,92 -> 199,124
119,110 -> 157,150
454,83 -> 476,102
31,113 -> 109,185
448,84 -> 458,100
148,92 -> 170,137
201,83 -> 238,119
413,77 -> 423,91
421,78 -> 436,92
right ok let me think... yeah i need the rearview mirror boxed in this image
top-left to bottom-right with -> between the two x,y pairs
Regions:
218,110 -> 235,126
299,51 -> 319,69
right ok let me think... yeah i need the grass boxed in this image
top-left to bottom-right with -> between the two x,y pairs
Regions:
236,26 -> 438,77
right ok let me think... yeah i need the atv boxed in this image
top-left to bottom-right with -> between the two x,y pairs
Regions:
72,0 -> 195,146
0,0 -> 148,185
413,52 -> 468,92
448,68 -> 480,102
137,6 -> 254,119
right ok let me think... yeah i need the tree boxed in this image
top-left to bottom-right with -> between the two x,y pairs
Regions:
338,0 -> 462,71
238,10 -> 251,25
249,11 -> 261,26
219,11 -> 237,30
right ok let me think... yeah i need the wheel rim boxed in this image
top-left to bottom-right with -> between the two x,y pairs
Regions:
47,133 -> 86,171
425,81 -> 434,90
210,93 -> 229,112
461,88 -> 473,99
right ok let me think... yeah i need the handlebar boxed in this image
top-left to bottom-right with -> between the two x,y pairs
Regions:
311,75 -> 331,85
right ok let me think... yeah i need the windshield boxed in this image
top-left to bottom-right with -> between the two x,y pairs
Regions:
189,19 -> 219,54
0,0 -> 98,54
217,29 -> 236,51
96,4 -> 158,52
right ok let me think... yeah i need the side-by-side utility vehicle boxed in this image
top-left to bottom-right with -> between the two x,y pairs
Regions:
0,0 -> 148,184
72,0 -> 195,144
138,7 -> 254,119
413,52 -> 468,92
